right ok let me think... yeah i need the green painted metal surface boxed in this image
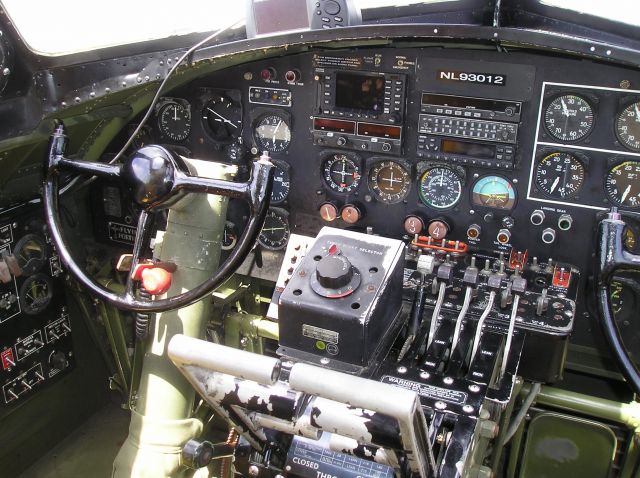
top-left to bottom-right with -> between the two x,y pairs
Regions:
520,412 -> 616,478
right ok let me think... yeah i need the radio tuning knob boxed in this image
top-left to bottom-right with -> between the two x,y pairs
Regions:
336,136 -> 347,146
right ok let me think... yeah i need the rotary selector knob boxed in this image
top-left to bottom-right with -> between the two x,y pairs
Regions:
316,255 -> 354,290
310,245 -> 361,298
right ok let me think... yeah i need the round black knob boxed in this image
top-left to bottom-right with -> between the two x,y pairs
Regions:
316,254 -> 354,290
50,351 -> 67,370
122,145 -> 176,207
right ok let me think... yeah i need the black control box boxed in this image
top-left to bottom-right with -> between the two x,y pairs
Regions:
278,227 -> 405,373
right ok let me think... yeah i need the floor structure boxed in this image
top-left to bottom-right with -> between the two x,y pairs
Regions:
18,402 -> 130,478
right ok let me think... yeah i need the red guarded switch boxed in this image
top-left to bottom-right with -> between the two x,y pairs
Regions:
1,348 -> 15,371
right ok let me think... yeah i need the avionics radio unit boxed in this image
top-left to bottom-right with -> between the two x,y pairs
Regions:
417,93 -> 521,169
312,69 -> 406,155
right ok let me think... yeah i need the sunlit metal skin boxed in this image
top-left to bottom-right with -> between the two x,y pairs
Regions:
43,123 -> 274,312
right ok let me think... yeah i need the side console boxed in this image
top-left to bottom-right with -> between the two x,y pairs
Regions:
0,205 -> 73,413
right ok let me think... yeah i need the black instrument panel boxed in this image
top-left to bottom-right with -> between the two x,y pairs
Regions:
95,46 -> 640,350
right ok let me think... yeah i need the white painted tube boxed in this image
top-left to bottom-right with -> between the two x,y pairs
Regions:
168,334 -> 281,385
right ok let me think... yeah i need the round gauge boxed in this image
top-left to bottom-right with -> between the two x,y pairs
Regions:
19,274 -> 53,315
202,94 -> 242,142
221,222 -> 238,251
271,162 -> 291,204
14,234 -> 46,276
158,101 -> 191,141
418,167 -> 462,210
368,161 -> 411,204
471,176 -> 517,210
258,209 -> 290,250
605,161 -> 640,208
254,114 -> 291,152
322,153 -> 362,194
544,94 -> 594,142
535,152 -> 585,199
615,102 -> 640,152
610,278 -> 640,362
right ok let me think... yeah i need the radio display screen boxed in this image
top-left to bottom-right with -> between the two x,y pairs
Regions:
335,72 -> 385,113
442,139 -> 495,159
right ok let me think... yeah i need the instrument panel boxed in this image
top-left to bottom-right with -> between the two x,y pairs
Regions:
94,47 -> 640,352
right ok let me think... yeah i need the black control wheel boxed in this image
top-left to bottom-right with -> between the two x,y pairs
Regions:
43,124 -> 273,312
596,209 -> 640,394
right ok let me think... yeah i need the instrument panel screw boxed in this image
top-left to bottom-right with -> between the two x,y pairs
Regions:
420,371 -> 430,379
435,401 -> 447,410
463,405 -> 474,414
443,376 -> 454,385
397,366 -> 407,374
320,358 -> 330,365
469,384 -> 480,393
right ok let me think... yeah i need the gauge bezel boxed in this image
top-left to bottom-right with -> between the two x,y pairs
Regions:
366,158 -> 411,204
157,98 -> 192,142
604,159 -> 640,209
534,151 -> 587,200
615,100 -> 640,152
201,91 -> 243,144
253,112 -> 292,153
270,159 -> 291,205
417,166 -> 463,210
320,150 -> 363,195
257,208 -> 290,251
19,273 -> 53,316
543,93 -> 596,143
470,175 -> 517,211
13,233 -> 47,276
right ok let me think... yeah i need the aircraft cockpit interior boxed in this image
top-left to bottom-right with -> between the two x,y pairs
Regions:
1,1 -> 640,477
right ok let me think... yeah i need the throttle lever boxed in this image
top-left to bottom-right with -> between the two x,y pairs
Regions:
596,208 -> 640,394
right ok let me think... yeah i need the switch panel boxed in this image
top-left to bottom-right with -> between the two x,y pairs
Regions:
0,205 -> 74,413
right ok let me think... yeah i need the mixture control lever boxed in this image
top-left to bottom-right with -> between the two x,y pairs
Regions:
500,270 -> 527,380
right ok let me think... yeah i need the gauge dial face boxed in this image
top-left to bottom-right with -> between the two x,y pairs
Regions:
606,161 -> 640,208
19,274 -> 53,315
158,101 -> 191,141
271,162 -> 291,204
418,167 -> 462,209
368,161 -> 411,204
616,102 -> 640,152
14,234 -> 46,276
202,94 -> 242,142
535,152 -> 585,199
322,153 -> 362,194
544,94 -> 594,142
254,114 -> 291,152
471,176 -> 516,210
258,209 -> 290,250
